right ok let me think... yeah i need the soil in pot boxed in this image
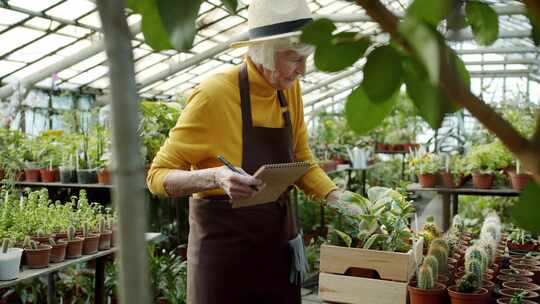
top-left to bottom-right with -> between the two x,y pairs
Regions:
76,169 -> 98,184
408,282 -> 447,304
499,288 -> 539,301
472,173 -> 494,189
97,168 -> 112,185
447,285 -> 489,304
25,245 -> 52,269
30,235 -> 52,244
98,231 -> 112,251
59,167 -> 77,183
508,241 -> 538,252
62,238 -> 84,259
81,234 -> 100,255
49,241 -> 67,263
0,248 -> 23,281
39,169 -> 58,183
418,173 -> 438,188
510,264 -> 540,284
24,168 -> 41,182
53,232 -> 68,241
502,281 -> 540,292
496,274 -> 533,284
509,172 -> 534,191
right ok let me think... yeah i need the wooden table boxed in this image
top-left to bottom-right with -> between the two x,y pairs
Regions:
407,184 -> 520,229
0,233 -> 163,304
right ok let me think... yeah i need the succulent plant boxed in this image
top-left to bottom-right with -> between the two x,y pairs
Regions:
465,258 -> 484,279
1,239 -> 10,253
465,246 -> 488,273
431,238 -> 449,253
49,238 -> 56,246
98,217 -> 107,233
30,240 -> 38,250
417,264 -> 435,289
452,215 -> 464,232
22,236 -> 32,248
82,222 -> 89,237
67,225 -> 76,241
457,272 -> 480,293
423,255 -> 439,279
428,245 -> 448,273
481,222 -> 501,243
478,237 -> 497,264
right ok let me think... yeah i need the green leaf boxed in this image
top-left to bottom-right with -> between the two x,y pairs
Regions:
221,0 -> 238,14
399,17 -> 440,84
301,18 -> 336,46
527,11 -> 540,46
406,0 -> 452,26
156,0 -> 202,50
345,86 -> 398,135
314,32 -> 369,72
362,45 -> 403,103
126,0 -> 152,14
465,1 -> 499,46
334,229 -> 352,247
444,49 -> 469,112
402,58 -> 451,129
512,182 -> 540,234
141,1 -> 174,51
363,234 -> 387,250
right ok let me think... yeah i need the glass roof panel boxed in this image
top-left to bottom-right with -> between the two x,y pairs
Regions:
7,33 -> 76,62
3,54 -> 62,81
0,7 -> 28,25
78,11 -> 101,28
0,27 -> 44,56
0,60 -> 26,78
70,52 -> 108,72
69,65 -> 108,84
8,0 -> 63,12
56,39 -> 92,56
25,17 -> 60,31
56,25 -> 92,38
46,0 -> 96,21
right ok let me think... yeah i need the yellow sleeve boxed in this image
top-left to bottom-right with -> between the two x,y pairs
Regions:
146,88 -> 215,197
292,83 -> 337,200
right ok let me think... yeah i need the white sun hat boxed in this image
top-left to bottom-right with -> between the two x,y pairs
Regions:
230,0 -> 313,48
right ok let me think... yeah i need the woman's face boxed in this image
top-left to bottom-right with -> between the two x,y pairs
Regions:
262,50 -> 307,90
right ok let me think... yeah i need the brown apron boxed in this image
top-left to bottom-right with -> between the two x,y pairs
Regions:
187,64 -> 301,304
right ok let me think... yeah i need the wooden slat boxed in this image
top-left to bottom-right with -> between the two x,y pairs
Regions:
319,273 -> 407,304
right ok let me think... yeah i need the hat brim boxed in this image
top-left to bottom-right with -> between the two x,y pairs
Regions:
230,31 -> 302,48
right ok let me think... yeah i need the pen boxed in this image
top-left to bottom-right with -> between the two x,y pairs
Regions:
217,155 -> 259,191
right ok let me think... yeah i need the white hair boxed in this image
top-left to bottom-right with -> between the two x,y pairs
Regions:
248,37 -> 314,72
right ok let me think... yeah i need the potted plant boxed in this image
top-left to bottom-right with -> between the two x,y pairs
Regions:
417,216 -> 442,251
20,136 -> 42,182
499,289 -> 539,302
22,237 -> 51,269
35,130 -> 64,183
91,125 -> 113,185
58,133 -> 80,183
409,151 -> 441,188
497,289 -> 536,304
463,142 -> 509,189
0,239 -> 23,281
48,238 -> 67,263
408,263 -> 446,304
60,225 -> 83,259
507,228 -> 538,252
79,222 -> 99,255
509,160 -> 534,191
97,217 -> 112,251
440,154 -> 465,188
448,273 -> 489,304
76,134 -> 98,184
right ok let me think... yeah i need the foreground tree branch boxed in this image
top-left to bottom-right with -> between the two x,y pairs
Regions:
355,0 -> 540,181
523,0 -> 540,22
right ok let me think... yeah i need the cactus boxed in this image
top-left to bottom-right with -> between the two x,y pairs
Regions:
98,217 -> 106,233
82,223 -> 89,237
481,223 -> 501,243
1,239 -> 10,253
49,238 -> 56,246
478,238 -> 496,264
452,215 -> 464,231
457,273 -> 480,293
431,238 -> 449,253
36,229 -> 45,237
423,255 -> 439,279
465,258 -> 484,278
428,245 -> 448,273
417,264 -> 435,289
106,218 -> 113,231
30,240 -> 38,250
22,236 -> 32,248
67,225 -> 76,241
465,246 -> 488,273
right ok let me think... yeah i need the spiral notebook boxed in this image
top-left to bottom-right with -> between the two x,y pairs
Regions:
232,161 -> 311,208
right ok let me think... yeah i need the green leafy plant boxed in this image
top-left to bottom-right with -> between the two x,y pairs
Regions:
139,101 -> 182,163
409,151 -> 441,175
510,289 -> 529,304
508,228 -> 535,245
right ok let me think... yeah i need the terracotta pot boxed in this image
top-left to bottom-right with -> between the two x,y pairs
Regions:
447,285 -> 489,304
319,161 -> 337,173
62,238 -> 83,259
15,171 -> 24,181
30,235 -> 52,244
49,241 -> 67,263
502,281 -> 540,292
81,234 -> 100,255
437,274 -> 450,286
509,172 -> 534,190
472,173 -> 494,189
511,264 -> 540,285
25,245 -> 52,269
376,143 -> 387,151
24,168 -> 41,182
392,144 -> 405,152
440,171 -> 464,188
496,298 -> 535,304
499,288 -> 539,301
497,274 -> 533,283
508,241 -> 538,252
418,173 -> 438,188
512,258 -> 540,267
98,231 -> 112,251
53,232 -> 68,241
481,280 -> 495,301
500,268 -> 535,278
39,169 -> 58,183
408,283 -> 446,304
97,168 -> 112,185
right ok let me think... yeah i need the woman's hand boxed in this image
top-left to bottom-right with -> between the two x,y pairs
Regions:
214,166 -> 264,200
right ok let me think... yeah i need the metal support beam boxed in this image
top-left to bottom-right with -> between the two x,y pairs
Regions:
302,66 -> 363,95
0,22 -> 142,100
464,59 -> 538,66
456,47 -> 539,55
449,30 -> 531,41
304,81 -> 360,107
470,69 -> 531,77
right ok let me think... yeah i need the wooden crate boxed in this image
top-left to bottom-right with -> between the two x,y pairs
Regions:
318,241 -> 422,304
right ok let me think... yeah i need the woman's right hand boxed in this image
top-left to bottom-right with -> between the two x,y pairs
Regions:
214,166 -> 264,200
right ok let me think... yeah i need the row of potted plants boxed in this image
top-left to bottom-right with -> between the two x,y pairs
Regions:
0,188 -> 117,280
409,142 -> 534,190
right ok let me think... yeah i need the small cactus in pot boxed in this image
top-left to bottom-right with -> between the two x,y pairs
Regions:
429,245 -> 449,274
408,263 -> 446,304
80,222 -> 99,255
48,238 -> 67,263
23,238 -> 51,269
97,217 -> 112,251
61,225 -> 83,259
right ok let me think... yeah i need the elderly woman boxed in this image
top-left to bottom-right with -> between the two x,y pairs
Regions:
147,0 -> 358,302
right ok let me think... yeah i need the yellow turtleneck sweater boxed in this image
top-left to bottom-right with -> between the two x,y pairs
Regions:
146,57 -> 337,199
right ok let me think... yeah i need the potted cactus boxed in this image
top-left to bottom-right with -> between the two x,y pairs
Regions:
507,228 -> 538,252
60,225 -> 83,259
0,239 -> 23,281
22,237 -> 51,269
48,238 -> 67,263
97,217 -> 112,251
80,222 -> 100,255
30,229 -> 52,244
496,290 -> 536,304
408,263 -> 446,304
428,245 -> 449,275
423,254 -> 448,285
448,273 -> 489,304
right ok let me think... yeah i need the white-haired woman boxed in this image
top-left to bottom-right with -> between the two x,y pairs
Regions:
147,0 -> 357,302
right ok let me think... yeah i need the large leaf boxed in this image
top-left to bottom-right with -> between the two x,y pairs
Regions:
221,0 -> 238,14
399,17 -> 440,84
362,45 -> 402,103
333,229 -> 353,247
141,1 -> 174,51
314,32 -> 369,72
301,18 -> 336,46
402,58 -> 451,129
527,11 -> 540,46
363,234 -> 387,250
511,182 -> 540,234
465,1 -> 499,46
345,86 -> 398,135
444,49 -> 469,112
126,0 -> 152,14
156,0 -> 202,50
406,0 -> 452,26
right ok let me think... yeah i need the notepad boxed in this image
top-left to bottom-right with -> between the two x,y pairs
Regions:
232,161 -> 311,208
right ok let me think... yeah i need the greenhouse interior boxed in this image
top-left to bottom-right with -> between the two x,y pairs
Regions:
0,0 -> 539,303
